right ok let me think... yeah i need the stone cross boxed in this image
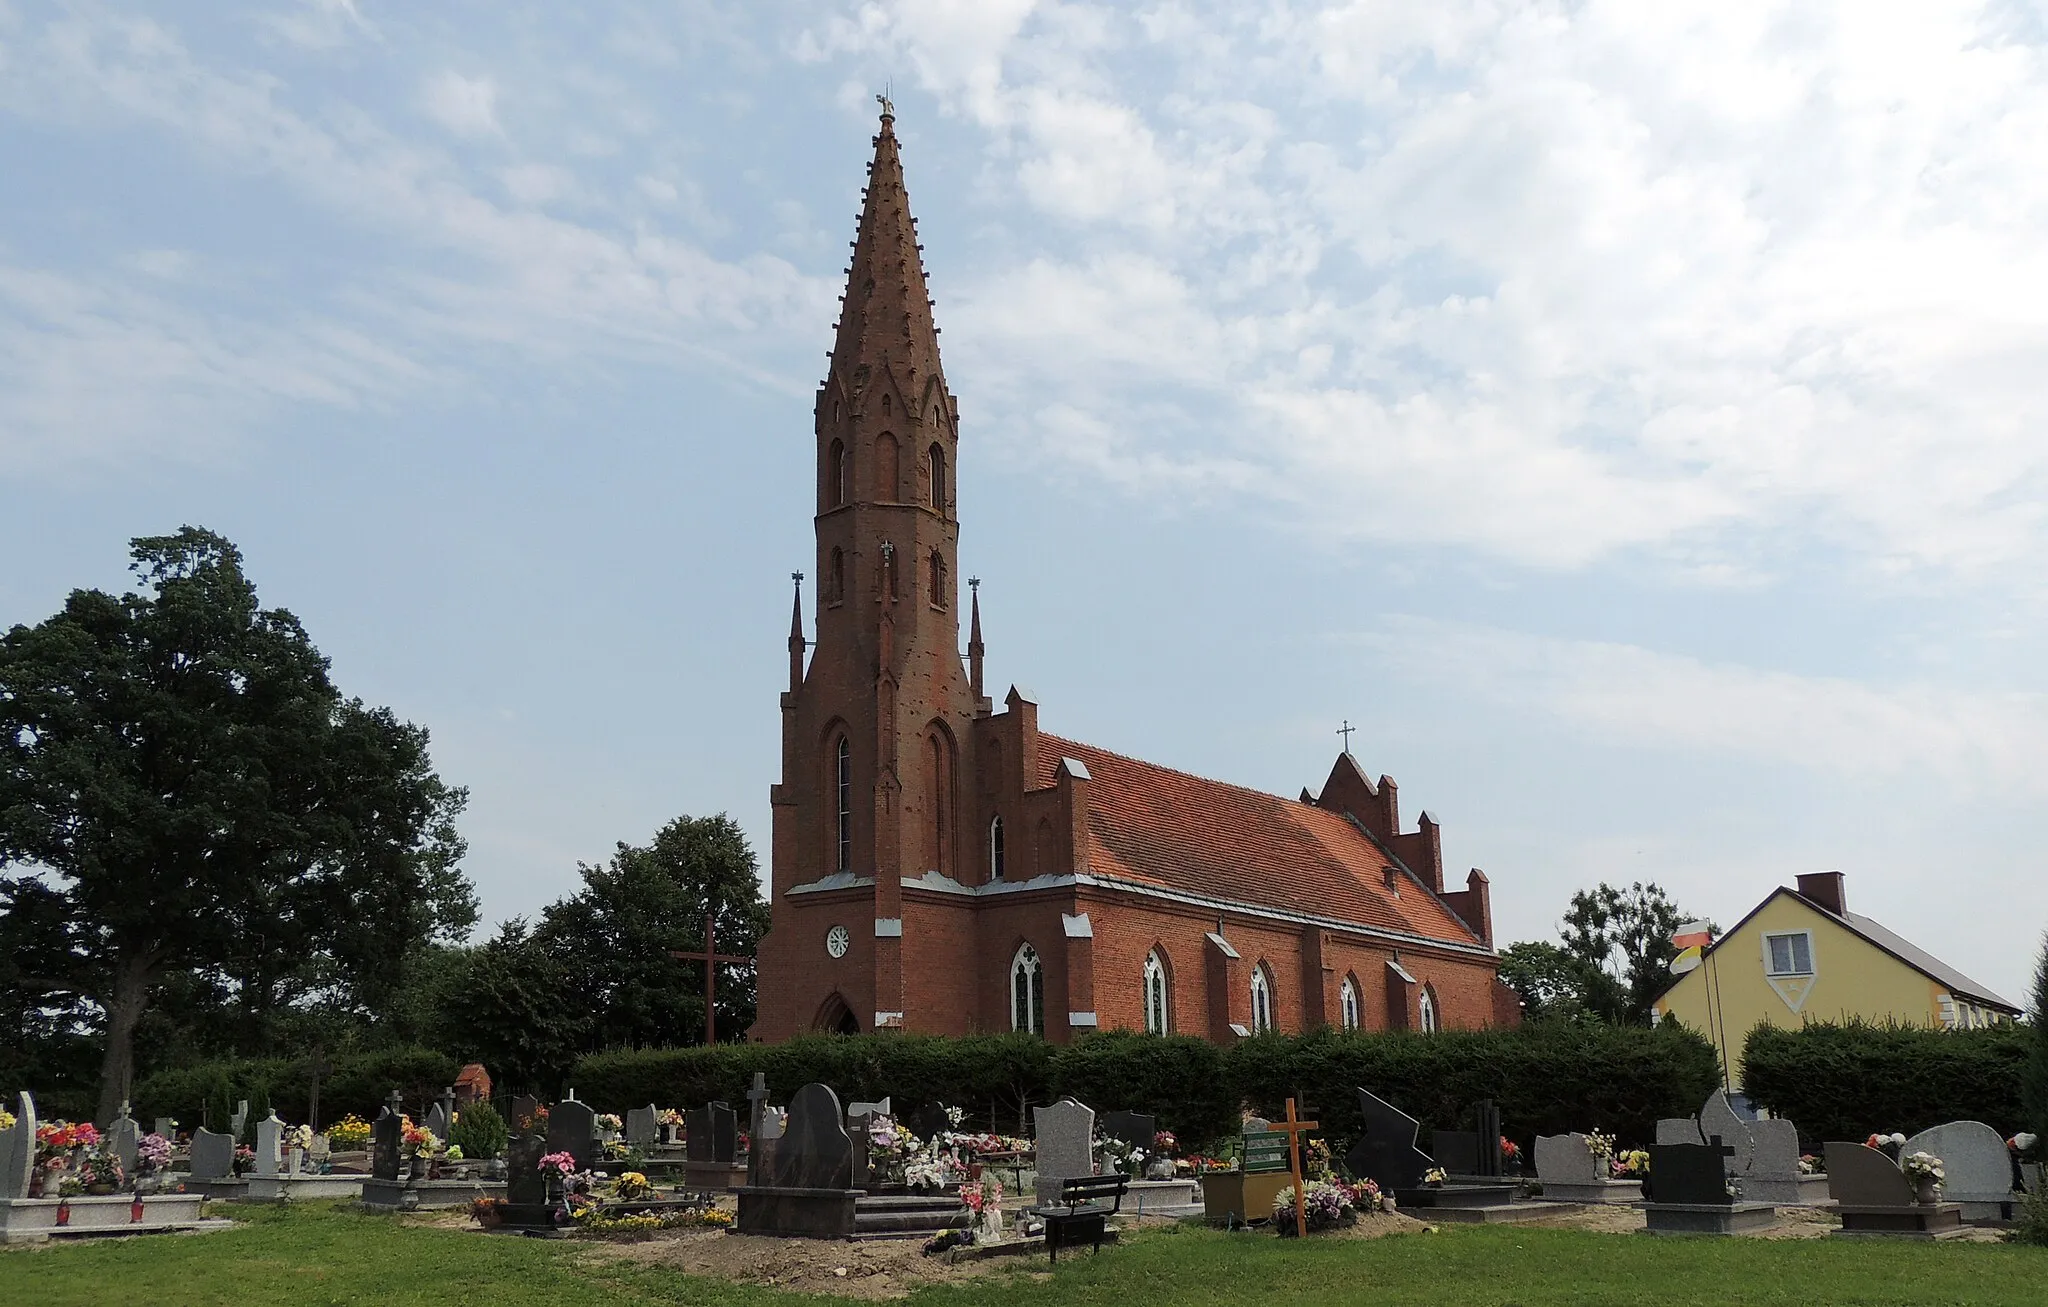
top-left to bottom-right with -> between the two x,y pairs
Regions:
304,1045 -> 335,1133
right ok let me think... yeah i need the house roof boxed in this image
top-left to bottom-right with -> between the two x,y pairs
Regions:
1035,733 -> 1485,951
1673,885 -> 2021,1013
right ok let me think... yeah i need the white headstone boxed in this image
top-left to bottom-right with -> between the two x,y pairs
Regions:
254,1112 -> 285,1178
0,1092 -> 37,1200
1903,1121 -> 2015,1205
230,1100 -> 249,1139
1033,1097 -> 1097,1194
1533,1133 -> 1603,1187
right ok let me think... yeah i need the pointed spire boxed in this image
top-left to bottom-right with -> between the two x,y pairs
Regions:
788,571 -> 806,691
825,102 -> 944,404
968,576 -> 984,697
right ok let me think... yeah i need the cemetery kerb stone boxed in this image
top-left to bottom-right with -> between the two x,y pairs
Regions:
547,1096 -> 598,1173
1533,1133 -> 1640,1204
189,1128 -> 238,1181
1824,1141 -> 1966,1238
1902,1121 -> 2017,1221
736,1082 -> 861,1238
1033,1097 -> 1098,1198
624,1104 -> 659,1149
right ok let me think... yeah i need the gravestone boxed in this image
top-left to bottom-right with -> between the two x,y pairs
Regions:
505,1134 -> 547,1205
755,1100 -> 785,1179
1902,1121 -> 2015,1218
371,1104 -> 405,1182
1699,1091 -> 1756,1180
686,1102 -> 740,1165
1432,1101 -> 1503,1179
1033,1097 -> 1097,1195
1655,1117 -> 1704,1146
908,1103 -> 953,1145
508,1095 -> 542,1131
1649,1138 -> 1735,1206
254,1111 -> 285,1178
1344,1089 -> 1433,1192
230,1099 -> 250,1140
1534,1133 -> 1610,1200
844,1098 -> 890,1189
1244,1116 -> 1271,1132
0,1092 -> 36,1200
109,1104 -> 141,1175
153,1117 -> 177,1141
1100,1110 -> 1157,1153
1743,1119 -> 1808,1204
745,1073 -> 775,1184
547,1096 -> 597,1172
424,1098 -> 452,1142
624,1104 -> 659,1149
1825,1142 -> 1911,1206
846,1097 -> 891,1126
189,1127 -> 237,1181
766,1083 -> 854,1190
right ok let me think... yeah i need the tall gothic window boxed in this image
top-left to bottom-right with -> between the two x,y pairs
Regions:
827,439 -> 847,508
1339,976 -> 1361,1031
929,443 -> 947,513
927,730 -> 954,876
1419,984 -> 1439,1034
1250,963 -> 1275,1034
1144,950 -> 1170,1034
826,548 -> 845,603
929,551 -> 948,609
1011,943 -> 1044,1035
988,816 -> 1005,881
835,736 -> 852,874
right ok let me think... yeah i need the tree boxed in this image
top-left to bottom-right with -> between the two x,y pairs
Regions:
0,528 -> 475,1120
1559,881 -> 1702,1026
2027,932 -> 2048,1146
533,813 -> 769,1050
428,921 -> 583,1095
1494,940 -> 1609,1024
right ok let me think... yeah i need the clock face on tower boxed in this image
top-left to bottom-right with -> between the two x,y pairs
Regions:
825,925 -> 851,959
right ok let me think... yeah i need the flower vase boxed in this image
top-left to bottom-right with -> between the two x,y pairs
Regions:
1914,1177 -> 1940,1206
37,1171 -> 64,1199
1144,1157 -> 1175,1181
978,1206 -> 1005,1243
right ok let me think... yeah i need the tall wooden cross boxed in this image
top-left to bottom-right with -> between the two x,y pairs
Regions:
1274,1097 -> 1320,1238
671,912 -> 749,1046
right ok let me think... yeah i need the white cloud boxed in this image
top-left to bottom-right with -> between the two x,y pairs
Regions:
1361,616 -> 2048,799
422,70 -> 500,137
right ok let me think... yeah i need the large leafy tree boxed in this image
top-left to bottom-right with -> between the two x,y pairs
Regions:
1496,882 -> 1707,1027
533,813 -> 768,1050
0,528 -> 475,1120
1494,940 -> 1608,1025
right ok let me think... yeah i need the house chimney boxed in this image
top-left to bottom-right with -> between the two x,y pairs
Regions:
1796,871 -> 1847,916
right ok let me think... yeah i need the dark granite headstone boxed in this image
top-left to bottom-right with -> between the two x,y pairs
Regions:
371,1108 -> 404,1182
908,1103 -> 952,1145
1431,1100 -> 1504,1178
1100,1110 -> 1158,1153
508,1095 -> 542,1131
547,1097 -> 597,1172
624,1104 -> 659,1149
1824,1142 -> 1915,1208
505,1134 -> 547,1205
767,1083 -> 854,1190
1648,1137 -> 1737,1205
1344,1088 -> 1433,1191
686,1102 -> 739,1165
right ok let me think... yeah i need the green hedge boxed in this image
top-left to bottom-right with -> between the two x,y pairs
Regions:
1741,1021 -> 2030,1146
573,1023 -> 1719,1151
134,1046 -> 459,1129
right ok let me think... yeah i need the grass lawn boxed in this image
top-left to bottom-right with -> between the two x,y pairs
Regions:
1,1204 -> 2042,1307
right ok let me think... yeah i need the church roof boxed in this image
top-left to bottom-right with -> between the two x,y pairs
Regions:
1037,734 -> 1486,949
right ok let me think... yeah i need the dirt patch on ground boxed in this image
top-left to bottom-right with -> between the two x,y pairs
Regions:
585,1228 -> 1042,1300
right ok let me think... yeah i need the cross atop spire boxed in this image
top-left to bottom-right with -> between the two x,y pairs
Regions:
824,100 -> 945,407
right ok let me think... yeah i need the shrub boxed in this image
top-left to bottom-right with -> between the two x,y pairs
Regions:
449,1099 -> 509,1160
136,1046 -> 460,1129
1742,1021 -> 2031,1146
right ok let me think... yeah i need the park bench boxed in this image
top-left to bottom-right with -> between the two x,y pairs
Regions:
1033,1173 -> 1128,1263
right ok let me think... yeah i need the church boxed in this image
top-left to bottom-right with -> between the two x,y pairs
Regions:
749,107 -> 1518,1045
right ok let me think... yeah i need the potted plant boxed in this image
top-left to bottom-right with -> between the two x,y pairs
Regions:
79,1146 -> 126,1195
1901,1151 -> 1945,1205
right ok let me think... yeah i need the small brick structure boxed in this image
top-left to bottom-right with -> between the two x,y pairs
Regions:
750,107 -> 1515,1047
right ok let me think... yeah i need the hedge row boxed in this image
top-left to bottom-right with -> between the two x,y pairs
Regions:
132,1046 -> 460,1128
572,1023 -> 1722,1151
1742,1021 -> 2032,1146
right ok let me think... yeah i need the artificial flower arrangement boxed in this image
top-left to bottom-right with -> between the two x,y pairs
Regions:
1611,1149 -> 1650,1180
36,1121 -> 101,1154
233,1144 -> 257,1176
1797,1153 -> 1824,1175
1900,1151 -> 1945,1187
1153,1129 -> 1178,1155
1422,1166 -> 1448,1187
1499,1136 -> 1522,1169
402,1123 -> 444,1158
1097,1135 -> 1150,1177
612,1171 -> 655,1200
284,1124 -> 314,1153
1304,1139 -> 1335,1181
1176,1154 -> 1236,1175
1582,1129 -> 1616,1168
1865,1131 -> 1908,1158
518,1105 -> 551,1134
77,1145 -> 126,1193
2008,1133 -> 2040,1161
959,1175 -> 1003,1214
864,1114 -> 921,1186
136,1132 -> 173,1175
329,1115 -> 372,1151
1272,1178 -> 1386,1235
0,1108 -> 14,1131
658,1108 -> 685,1130
595,1114 -> 624,1133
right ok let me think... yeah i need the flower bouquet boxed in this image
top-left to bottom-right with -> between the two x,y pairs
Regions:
1272,1180 -> 1352,1235
137,1132 -> 173,1177
1611,1149 -> 1650,1180
1865,1131 -> 1907,1158
612,1171 -> 655,1201
1422,1166 -> 1447,1188
329,1115 -> 372,1151
78,1145 -> 126,1195
1901,1150 -> 1945,1201
1499,1135 -> 1522,1173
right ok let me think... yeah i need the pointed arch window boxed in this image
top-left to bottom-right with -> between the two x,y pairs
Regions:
928,443 -> 947,513
835,736 -> 853,874
1418,984 -> 1439,1034
827,548 -> 846,603
1339,976 -> 1361,1031
988,816 -> 1005,882
827,439 -> 847,508
1144,950 -> 1171,1033
882,392 -> 892,414
1250,963 -> 1275,1034
927,729 -> 955,876
929,551 -> 948,609
1011,943 -> 1044,1035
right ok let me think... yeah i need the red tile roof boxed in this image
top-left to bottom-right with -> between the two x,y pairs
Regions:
1037,734 -> 1483,948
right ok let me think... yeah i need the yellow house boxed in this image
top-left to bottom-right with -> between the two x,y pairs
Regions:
1653,872 -> 2022,1088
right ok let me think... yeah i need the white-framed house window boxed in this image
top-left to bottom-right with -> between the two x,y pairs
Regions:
1339,976 -> 1361,1031
1250,963 -> 1276,1034
1011,943 -> 1044,1034
1763,931 -> 1814,977
1144,950 -> 1170,1034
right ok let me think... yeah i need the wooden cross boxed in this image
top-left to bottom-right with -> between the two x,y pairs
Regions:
1273,1097 -> 1320,1238
671,912 -> 749,1046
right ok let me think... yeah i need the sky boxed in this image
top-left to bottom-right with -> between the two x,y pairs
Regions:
3,1 -> 2045,1008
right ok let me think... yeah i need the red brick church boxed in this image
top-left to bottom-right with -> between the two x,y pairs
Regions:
749,108 -> 1517,1044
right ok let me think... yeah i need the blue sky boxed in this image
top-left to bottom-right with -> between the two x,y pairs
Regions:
3,1 -> 2045,1006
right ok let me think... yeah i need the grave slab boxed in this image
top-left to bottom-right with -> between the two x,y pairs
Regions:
1641,1201 -> 1779,1236
1902,1121 -> 2018,1222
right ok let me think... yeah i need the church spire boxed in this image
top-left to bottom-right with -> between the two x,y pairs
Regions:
968,576 -> 984,697
826,103 -> 944,403
788,572 -> 806,691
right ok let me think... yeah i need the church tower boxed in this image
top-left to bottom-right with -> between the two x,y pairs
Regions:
756,104 -> 988,1038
